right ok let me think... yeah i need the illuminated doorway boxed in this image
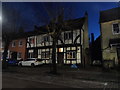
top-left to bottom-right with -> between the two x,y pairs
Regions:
57,48 -> 64,65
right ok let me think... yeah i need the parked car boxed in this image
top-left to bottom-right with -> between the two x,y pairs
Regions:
6,59 -> 19,66
18,58 -> 43,67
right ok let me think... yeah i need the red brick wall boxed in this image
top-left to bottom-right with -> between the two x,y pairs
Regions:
9,38 -> 27,60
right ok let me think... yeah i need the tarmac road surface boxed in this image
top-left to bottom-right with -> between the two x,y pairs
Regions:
2,74 -> 70,88
2,72 -> 119,88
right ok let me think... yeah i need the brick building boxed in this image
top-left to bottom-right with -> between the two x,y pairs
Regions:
8,38 -> 27,60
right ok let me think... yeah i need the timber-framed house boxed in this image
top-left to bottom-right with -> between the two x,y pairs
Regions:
26,12 -> 89,65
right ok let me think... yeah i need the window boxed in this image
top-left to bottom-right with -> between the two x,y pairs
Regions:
41,52 -> 45,58
12,41 -> 16,47
44,36 -> 50,42
29,37 -> 34,44
19,41 -> 23,46
28,52 -> 34,58
65,32 -> 72,40
17,52 -> 22,58
41,51 -> 50,59
112,23 -> 120,34
67,51 -> 76,59
28,50 -> 34,58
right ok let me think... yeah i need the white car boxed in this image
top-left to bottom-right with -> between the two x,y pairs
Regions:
18,58 -> 43,67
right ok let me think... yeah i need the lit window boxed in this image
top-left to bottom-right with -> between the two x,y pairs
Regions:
38,49 -> 41,55
41,51 -> 50,59
67,51 -> 76,59
12,41 -> 16,47
28,52 -> 34,58
28,50 -> 34,58
58,48 -> 63,52
112,23 -> 120,34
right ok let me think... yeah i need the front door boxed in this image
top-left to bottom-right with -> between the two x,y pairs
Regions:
57,52 -> 64,65
117,48 -> 120,65
11,52 -> 17,60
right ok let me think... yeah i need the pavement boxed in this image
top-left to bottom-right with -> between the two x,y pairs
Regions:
2,65 -> 120,88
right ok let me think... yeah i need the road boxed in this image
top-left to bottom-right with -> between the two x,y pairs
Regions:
2,66 -> 120,88
2,73 -> 70,88
2,72 -> 119,88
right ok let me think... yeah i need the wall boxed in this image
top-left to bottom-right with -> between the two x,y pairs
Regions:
101,20 -> 120,65
9,38 -> 27,60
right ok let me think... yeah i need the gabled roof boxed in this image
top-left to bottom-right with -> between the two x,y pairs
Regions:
64,17 -> 85,30
100,7 -> 120,23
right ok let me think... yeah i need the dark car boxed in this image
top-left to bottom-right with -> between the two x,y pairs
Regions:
7,59 -> 19,66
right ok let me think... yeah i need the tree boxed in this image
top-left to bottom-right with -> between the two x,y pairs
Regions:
2,32 -> 17,69
34,3 -> 76,74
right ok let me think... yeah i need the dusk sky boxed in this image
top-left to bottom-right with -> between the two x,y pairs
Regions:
2,2 -> 118,40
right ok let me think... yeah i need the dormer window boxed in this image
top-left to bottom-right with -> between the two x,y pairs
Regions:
112,23 -> 120,34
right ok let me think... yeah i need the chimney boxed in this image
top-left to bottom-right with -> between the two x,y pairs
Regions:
84,11 -> 88,17
91,33 -> 94,43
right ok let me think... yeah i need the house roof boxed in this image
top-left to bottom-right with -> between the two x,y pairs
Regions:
99,7 -> 120,23
64,17 -> 85,30
31,17 -> 86,36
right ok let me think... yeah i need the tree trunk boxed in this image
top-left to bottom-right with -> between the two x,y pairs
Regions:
51,38 -> 57,74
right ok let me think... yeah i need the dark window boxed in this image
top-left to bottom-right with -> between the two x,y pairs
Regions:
19,41 -> 23,46
41,51 -> 50,59
113,23 -> 120,34
29,38 -> 34,44
17,52 -> 22,58
44,36 -> 50,42
41,52 -> 46,58
65,32 -> 72,40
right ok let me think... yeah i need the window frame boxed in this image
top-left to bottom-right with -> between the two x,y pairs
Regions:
12,41 -> 16,47
66,50 -> 76,59
112,23 -> 120,35
17,52 -> 22,58
43,36 -> 50,42
65,32 -> 73,40
19,40 -> 23,47
41,51 -> 50,59
29,37 -> 35,44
